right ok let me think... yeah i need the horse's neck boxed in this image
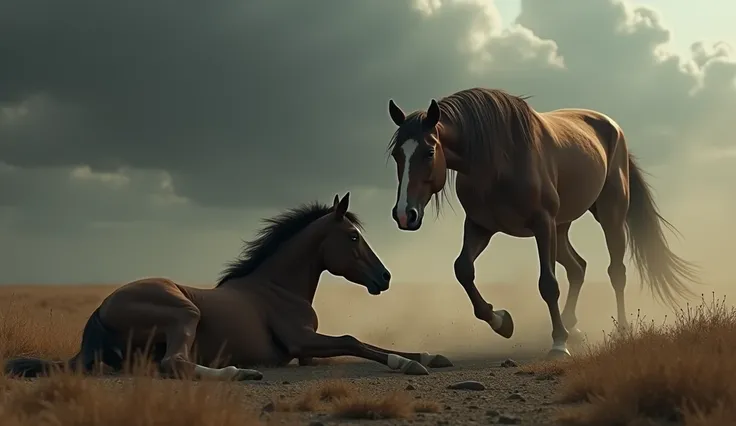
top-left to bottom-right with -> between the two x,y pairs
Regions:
252,232 -> 325,303
438,123 -> 470,173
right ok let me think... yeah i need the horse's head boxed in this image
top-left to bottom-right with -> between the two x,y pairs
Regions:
387,99 -> 447,231
320,193 -> 391,295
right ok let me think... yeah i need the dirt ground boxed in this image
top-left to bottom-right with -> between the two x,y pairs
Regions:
1,281 -> 735,425
245,356 -> 563,425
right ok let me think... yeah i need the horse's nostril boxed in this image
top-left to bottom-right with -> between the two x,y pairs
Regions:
407,208 -> 419,225
382,271 -> 392,283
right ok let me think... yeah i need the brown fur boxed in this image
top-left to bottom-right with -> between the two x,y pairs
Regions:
386,87 -> 700,358
4,194 -> 452,380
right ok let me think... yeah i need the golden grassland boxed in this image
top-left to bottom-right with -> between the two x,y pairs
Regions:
0,284 -> 735,425
524,293 -> 736,425
0,285 -> 439,425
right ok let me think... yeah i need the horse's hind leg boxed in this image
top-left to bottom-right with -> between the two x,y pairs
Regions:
556,222 -> 587,341
592,185 -> 630,330
157,307 -> 262,381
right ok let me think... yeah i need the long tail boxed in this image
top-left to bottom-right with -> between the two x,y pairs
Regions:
625,155 -> 700,307
3,308 -> 123,378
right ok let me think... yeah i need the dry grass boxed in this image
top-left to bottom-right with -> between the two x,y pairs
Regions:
268,379 -> 440,420
0,372 -> 263,426
0,285 -> 441,425
523,293 -> 736,426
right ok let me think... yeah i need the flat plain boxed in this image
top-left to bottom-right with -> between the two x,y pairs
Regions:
0,282 -> 733,425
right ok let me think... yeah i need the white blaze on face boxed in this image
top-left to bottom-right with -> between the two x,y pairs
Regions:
396,139 -> 418,228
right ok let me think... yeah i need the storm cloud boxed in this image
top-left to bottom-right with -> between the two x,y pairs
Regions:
1,0 -> 734,284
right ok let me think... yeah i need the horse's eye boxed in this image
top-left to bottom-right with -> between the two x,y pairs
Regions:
426,150 -> 435,158
349,232 -> 359,242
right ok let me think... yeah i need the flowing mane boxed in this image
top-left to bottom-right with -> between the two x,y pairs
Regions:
217,202 -> 362,286
387,88 -> 541,205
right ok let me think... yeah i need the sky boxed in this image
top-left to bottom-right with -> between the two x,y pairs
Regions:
1,0 -> 735,292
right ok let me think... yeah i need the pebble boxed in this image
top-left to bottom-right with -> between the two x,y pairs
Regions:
447,380 -> 486,391
500,358 -> 518,368
406,384 -> 416,390
506,393 -> 526,402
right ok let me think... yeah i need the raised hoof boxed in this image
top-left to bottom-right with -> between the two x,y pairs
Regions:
402,360 -> 430,376
493,310 -> 514,339
427,354 -> 453,369
545,347 -> 571,361
231,368 -> 264,381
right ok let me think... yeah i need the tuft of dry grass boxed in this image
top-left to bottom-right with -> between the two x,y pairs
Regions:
537,293 -> 736,426
0,371 -> 262,426
331,391 -> 415,420
269,379 -> 357,412
412,399 -> 442,413
269,379 -> 440,420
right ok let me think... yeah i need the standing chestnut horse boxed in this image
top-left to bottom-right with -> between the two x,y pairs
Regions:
386,87 -> 699,359
5,193 -> 451,379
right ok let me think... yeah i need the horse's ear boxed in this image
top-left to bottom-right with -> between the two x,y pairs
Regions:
423,99 -> 440,130
388,99 -> 405,126
332,194 -> 340,209
334,192 -> 350,220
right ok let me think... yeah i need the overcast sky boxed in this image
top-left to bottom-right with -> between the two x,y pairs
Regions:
1,0 -> 734,287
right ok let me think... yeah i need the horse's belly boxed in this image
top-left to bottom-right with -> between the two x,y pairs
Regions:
555,166 -> 607,223
194,319 -> 287,368
552,143 -> 608,222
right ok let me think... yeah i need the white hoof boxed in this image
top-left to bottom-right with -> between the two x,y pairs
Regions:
388,354 -> 429,375
546,345 -> 571,360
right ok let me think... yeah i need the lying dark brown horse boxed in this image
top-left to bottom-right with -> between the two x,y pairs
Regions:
5,193 -> 451,379
386,87 -> 699,359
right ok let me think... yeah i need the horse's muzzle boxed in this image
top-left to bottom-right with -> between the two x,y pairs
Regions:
367,267 -> 391,295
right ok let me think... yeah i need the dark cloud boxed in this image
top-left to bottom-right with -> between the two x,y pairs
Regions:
1,0 -> 734,283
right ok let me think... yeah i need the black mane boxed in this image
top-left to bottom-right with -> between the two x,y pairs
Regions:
216,201 -> 362,286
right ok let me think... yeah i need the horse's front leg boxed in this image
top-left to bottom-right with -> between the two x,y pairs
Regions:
359,342 -> 453,368
288,332 -> 430,375
454,218 -> 514,338
530,211 -> 571,359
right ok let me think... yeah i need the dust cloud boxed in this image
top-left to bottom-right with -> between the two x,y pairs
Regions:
312,156 -> 735,362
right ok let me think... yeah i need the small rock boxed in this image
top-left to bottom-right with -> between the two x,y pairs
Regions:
500,358 -> 518,368
281,380 -> 290,384
406,384 -> 416,390
468,405 -> 479,410
444,405 -> 452,411
489,372 -> 496,376
497,414 -> 522,424
447,380 -> 486,391
414,395 -> 421,399
506,393 -> 526,402
513,370 -> 534,376
261,402 -> 275,413
486,409 -> 500,417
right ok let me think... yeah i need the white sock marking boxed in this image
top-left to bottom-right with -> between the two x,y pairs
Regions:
396,140 -> 418,227
193,364 -> 260,380
551,343 -> 570,355
419,352 -> 433,366
387,353 -> 410,370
